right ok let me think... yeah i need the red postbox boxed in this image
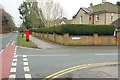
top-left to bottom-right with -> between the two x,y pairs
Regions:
26,30 -> 29,42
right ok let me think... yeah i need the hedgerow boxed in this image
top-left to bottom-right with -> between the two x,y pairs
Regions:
29,24 -> 115,35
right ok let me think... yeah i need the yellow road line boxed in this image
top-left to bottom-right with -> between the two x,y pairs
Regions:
11,41 -> 15,45
43,62 -> 120,80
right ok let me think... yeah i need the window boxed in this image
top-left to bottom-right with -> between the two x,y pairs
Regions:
111,13 -> 114,21
80,16 -> 82,24
96,14 -> 99,21
89,15 -> 92,21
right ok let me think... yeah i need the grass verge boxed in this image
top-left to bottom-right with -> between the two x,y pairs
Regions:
17,34 -> 37,48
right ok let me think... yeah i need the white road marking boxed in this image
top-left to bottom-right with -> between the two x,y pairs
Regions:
24,67 -> 30,72
14,52 -> 16,55
14,55 -> 18,58
15,48 -> 17,53
23,55 -> 27,57
23,58 -> 28,61
25,74 -> 31,78
23,62 -> 28,65
0,49 -> 4,54
12,62 -> 17,66
19,55 -> 70,57
10,68 -> 16,72
95,54 -> 118,56
13,59 -> 17,62
9,74 -> 16,78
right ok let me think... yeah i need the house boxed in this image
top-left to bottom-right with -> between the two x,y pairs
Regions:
71,0 -> 120,25
50,17 -> 71,26
112,18 -> 120,30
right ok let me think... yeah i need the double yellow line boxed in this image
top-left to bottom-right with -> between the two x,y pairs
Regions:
43,62 -> 120,80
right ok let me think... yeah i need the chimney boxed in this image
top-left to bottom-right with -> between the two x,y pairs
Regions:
102,0 -> 106,3
90,3 -> 93,7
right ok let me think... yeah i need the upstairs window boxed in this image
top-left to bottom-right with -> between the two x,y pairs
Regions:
111,13 -> 114,21
96,14 -> 99,21
89,15 -> 92,21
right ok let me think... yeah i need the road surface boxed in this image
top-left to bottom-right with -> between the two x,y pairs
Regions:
10,46 -> 118,79
0,33 -> 119,79
0,33 -> 18,52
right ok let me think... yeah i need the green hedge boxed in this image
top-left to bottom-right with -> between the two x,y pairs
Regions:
29,24 -> 115,35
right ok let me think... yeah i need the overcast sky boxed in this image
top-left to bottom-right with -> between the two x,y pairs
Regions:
0,0 -> 119,27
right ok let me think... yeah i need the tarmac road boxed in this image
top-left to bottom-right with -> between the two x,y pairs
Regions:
1,33 -> 118,79
0,33 -> 18,53
9,46 -> 118,79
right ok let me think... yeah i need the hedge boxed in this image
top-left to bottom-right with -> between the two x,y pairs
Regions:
29,24 -> 115,35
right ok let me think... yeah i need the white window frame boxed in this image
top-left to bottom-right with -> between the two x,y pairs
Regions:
80,16 -> 82,24
111,13 -> 114,21
96,14 -> 99,21
89,15 -> 92,21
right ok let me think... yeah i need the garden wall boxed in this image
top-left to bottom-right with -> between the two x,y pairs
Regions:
117,31 -> 120,46
32,32 -> 117,46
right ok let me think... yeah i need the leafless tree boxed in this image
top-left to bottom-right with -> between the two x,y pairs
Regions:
39,0 -> 64,26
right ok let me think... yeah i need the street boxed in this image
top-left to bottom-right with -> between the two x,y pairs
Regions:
0,33 -> 119,79
0,33 -> 18,52
1,0 -> 120,79
14,47 -> 118,78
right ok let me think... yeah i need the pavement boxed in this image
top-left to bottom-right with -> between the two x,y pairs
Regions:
30,35 -> 118,50
61,64 -> 119,78
0,33 -> 119,79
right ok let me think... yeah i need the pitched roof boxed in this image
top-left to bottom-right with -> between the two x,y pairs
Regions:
112,18 -> 120,29
72,8 -> 93,18
92,2 -> 120,13
73,2 -> 120,18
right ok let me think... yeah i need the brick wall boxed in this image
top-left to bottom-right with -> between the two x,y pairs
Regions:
117,31 -> 120,46
32,32 -> 116,46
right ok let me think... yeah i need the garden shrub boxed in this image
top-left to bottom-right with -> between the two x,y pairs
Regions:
29,24 -> 115,35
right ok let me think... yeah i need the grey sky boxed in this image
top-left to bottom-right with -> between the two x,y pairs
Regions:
0,0 -> 119,27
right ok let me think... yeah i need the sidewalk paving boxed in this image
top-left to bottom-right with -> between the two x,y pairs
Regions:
30,36 -> 118,50
62,65 -> 119,78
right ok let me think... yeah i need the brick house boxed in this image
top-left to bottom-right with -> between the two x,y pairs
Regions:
112,18 -> 120,30
71,0 -> 120,25
50,17 -> 71,26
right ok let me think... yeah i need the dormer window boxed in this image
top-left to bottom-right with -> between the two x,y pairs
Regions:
96,14 -> 99,21
89,15 -> 92,21
111,13 -> 114,21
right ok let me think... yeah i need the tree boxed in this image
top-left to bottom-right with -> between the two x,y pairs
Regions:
18,1 -> 31,29
116,1 -> 120,6
39,0 -> 64,26
28,2 -> 45,28
18,0 -> 45,29
2,8 -> 16,32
